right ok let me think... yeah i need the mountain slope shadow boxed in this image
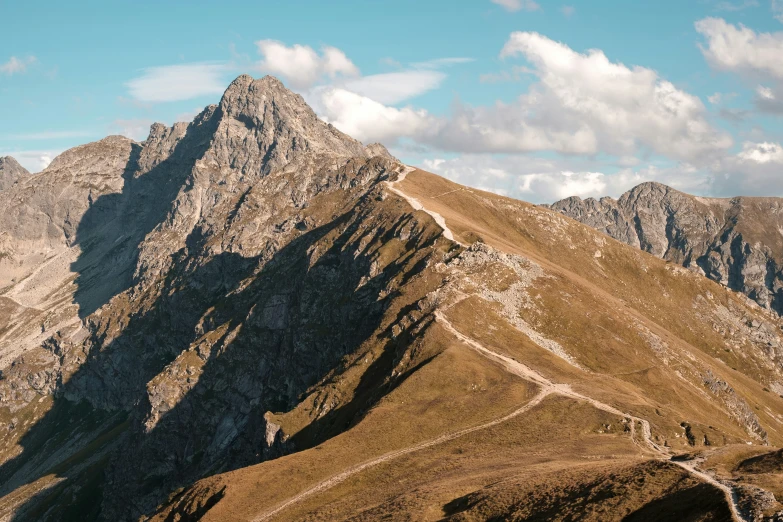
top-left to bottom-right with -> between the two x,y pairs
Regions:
3,167 -> 445,520
0,108 -> 221,517
70,107 -> 220,319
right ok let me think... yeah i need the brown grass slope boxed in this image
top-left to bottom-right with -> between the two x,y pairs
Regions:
150,169 -> 783,521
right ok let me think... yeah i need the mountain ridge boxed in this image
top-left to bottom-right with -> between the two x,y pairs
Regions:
0,156 -> 29,192
1,75 -> 783,521
549,182 -> 783,315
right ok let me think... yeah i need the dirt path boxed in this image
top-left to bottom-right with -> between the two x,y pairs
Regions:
251,311 -> 745,522
253,389 -> 551,521
393,170 -> 748,520
385,166 -> 465,246
252,175 -> 746,522
435,313 -> 664,454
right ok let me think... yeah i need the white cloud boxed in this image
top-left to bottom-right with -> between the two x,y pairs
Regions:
0,149 -> 62,172
695,18 -> 783,112
416,154 -> 707,203
491,0 -> 541,12
560,5 -> 576,16
109,119 -> 154,141
309,87 -> 431,144
696,18 -> 783,78
255,40 -> 359,89
427,32 -> 731,162
774,0 -> 783,22
736,141 -> 783,163
715,0 -> 759,11
757,85 -> 775,99
518,171 -> 608,200
339,71 -> 445,104
0,56 -> 36,75
710,141 -> 783,195
126,63 -> 228,102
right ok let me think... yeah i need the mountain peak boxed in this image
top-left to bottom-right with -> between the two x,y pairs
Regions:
0,155 -> 30,190
211,74 -> 370,176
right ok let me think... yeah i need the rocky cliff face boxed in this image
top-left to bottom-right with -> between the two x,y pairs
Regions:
0,157 -> 28,192
0,75 -> 437,520
549,182 -> 783,314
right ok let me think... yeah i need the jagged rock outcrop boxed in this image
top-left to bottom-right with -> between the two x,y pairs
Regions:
0,75 -> 433,521
0,156 -> 28,192
549,182 -> 783,314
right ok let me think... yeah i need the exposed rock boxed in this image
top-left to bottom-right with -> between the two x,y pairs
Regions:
0,74 -> 446,520
549,182 -> 783,314
0,156 -> 28,191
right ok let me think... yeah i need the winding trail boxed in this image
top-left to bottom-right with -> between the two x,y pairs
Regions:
253,389 -> 551,522
435,314 -> 746,522
254,313 -> 745,521
384,167 -> 465,246
252,170 -> 746,522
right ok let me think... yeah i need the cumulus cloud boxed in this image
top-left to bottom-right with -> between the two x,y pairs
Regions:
308,87 -> 432,144
0,149 -> 62,172
255,40 -> 359,89
491,0 -> 541,12
709,141 -> 783,195
696,18 -> 783,78
696,18 -> 783,112
416,154 -> 707,203
338,70 -> 445,104
109,119 -> 155,141
0,56 -> 36,75
736,141 -> 783,163
258,43 -> 469,145
426,32 -> 732,162
126,63 -> 229,102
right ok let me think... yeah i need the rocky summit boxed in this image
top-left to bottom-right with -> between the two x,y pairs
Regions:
2,76 -> 783,522
0,157 -> 28,192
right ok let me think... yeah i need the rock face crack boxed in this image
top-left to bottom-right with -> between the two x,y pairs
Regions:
549,182 -> 783,315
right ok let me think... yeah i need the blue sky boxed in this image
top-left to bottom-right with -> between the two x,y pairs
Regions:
2,0 -> 783,202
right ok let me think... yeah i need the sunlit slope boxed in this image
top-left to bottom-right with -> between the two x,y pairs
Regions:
151,169 -> 783,521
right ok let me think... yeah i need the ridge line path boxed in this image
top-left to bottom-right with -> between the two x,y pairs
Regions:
253,169 -> 745,522
384,166 -> 466,246
388,165 -> 746,522
253,313 -> 744,522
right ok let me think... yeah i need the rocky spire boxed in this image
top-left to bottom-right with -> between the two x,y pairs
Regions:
0,156 -> 29,191
207,75 -> 370,177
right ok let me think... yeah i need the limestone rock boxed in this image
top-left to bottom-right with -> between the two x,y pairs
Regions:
549,182 -> 783,314
0,156 -> 28,191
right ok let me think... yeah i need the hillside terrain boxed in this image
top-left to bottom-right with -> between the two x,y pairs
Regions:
1,75 -> 783,522
549,184 -> 783,316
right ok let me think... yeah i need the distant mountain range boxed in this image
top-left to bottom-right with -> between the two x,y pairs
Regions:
549,183 -> 783,316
